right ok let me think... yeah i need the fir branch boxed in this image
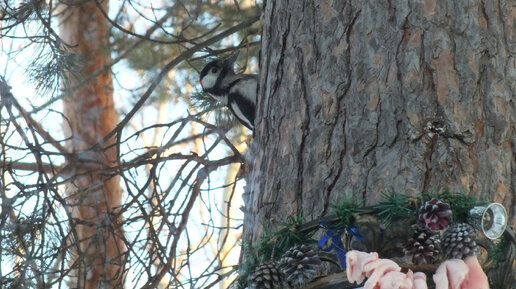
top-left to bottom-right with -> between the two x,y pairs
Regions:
331,198 -> 368,229
235,242 -> 260,289
191,91 -> 247,132
373,191 -> 415,225
256,212 -> 313,262
487,233 -> 511,266
28,46 -> 81,97
191,91 -> 219,112
237,212 -> 314,289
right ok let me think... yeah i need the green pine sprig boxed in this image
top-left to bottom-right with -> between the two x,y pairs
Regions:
234,242 -> 260,289
190,91 -> 246,132
331,198 -> 369,229
28,46 -> 82,97
373,191 -> 415,225
256,212 -> 314,261
190,91 -> 221,113
487,232 -> 511,266
237,211 -> 315,289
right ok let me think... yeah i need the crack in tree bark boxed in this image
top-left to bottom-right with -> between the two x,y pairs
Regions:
422,134 -> 437,193
297,49 -> 310,211
270,13 -> 290,108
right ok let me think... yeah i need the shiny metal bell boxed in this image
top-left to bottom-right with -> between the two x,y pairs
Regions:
468,202 -> 507,239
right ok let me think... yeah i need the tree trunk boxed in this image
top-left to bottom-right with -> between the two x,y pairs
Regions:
59,1 -> 125,288
245,0 -> 516,245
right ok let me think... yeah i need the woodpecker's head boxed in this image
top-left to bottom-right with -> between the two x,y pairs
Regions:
199,51 -> 239,96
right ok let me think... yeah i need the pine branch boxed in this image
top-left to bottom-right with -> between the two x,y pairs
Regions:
0,77 -> 69,156
4,161 -> 60,173
142,154 -> 242,289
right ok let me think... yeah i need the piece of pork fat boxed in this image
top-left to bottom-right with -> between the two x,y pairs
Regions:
461,256 -> 489,289
433,258 -> 491,289
433,259 -> 469,289
363,259 -> 401,289
346,250 -> 380,284
376,270 -> 415,289
375,270 -> 429,289
413,272 -> 428,289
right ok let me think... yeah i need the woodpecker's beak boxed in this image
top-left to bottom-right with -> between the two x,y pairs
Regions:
224,50 -> 240,67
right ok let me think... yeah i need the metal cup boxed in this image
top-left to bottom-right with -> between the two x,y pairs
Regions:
468,203 -> 507,240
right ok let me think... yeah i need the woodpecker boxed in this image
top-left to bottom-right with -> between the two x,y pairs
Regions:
199,51 -> 257,130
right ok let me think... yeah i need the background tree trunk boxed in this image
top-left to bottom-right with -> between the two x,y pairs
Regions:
244,0 -> 516,246
59,1 -> 125,288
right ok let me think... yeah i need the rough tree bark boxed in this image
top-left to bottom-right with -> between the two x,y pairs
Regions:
244,0 -> 516,245
59,1 -> 125,288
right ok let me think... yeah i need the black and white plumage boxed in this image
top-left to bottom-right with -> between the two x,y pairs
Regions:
199,51 -> 257,130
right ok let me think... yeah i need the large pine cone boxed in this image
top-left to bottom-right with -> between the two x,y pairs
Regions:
441,223 -> 477,259
404,225 -> 441,264
419,198 -> 452,230
278,245 -> 321,288
249,262 -> 284,289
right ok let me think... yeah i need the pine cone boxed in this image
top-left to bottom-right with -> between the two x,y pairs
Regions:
249,262 -> 284,289
404,225 -> 440,264
441,223 -> 477,259
278,245 -> 321,288
419,198 -> 452,230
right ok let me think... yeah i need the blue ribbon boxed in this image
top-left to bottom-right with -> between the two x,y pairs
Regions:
318,222 -> 362,269
346,226 -> 362,241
